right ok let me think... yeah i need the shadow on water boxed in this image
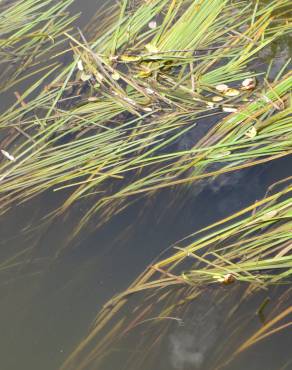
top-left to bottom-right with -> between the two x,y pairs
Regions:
0,1 -> 291,370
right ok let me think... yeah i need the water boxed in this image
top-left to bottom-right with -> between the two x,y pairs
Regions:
0,156 -> 291,370
93,285 -> 291,370
0,2 -> 291,370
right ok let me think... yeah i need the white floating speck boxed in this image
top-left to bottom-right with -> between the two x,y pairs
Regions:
1,149 -> 16,162
111,72 -> 121,81
148,21 -> 157,29
222,106 -> 238,113
77,60 -> 84,71
241,78 -> 256,90
215,84 -> 229,92
146,88 -> 155,94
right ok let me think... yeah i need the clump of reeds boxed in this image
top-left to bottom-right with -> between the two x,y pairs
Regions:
0,0 -> 291,241
60,179 -> 292,370
0,0 -> 77,93
0,1 -> 291,369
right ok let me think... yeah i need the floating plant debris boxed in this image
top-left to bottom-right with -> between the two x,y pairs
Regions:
245,126 -> 257,138
212,96 -> 224,102
77,60 -> 84,71
215,84 -> 229,92
1,149 -> 16,162
148,20 -> 157,29
224,88 -> 240,97
242,78 -> 256,90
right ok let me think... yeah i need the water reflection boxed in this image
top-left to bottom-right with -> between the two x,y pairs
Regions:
169,295 -> 220,370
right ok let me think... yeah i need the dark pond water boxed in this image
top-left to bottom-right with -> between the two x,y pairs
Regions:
0,2 -> 291,370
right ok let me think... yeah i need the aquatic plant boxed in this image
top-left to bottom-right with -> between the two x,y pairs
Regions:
0,0 -> 77,92
0,1 -> 291,369
61,179 -> 292,370
0,0 -> 291,241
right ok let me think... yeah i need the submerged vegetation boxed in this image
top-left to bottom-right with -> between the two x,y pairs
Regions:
0,0 -> 291,369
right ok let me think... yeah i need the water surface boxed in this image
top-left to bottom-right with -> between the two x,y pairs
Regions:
0,2 -> 291,370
